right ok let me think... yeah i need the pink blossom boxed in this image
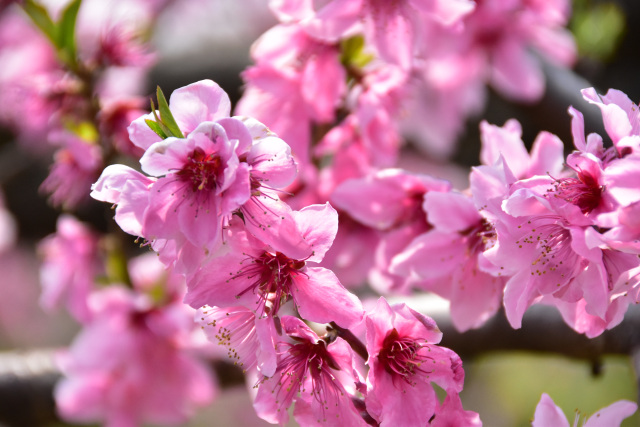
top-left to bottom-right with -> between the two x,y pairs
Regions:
390,191 -> 505,331
0,8 -> 59,149
94,80 -> 300,273
186,204 -> 364,329
236,23 -> 346,166
364,297 -> 468,426
74,0 -> 166,68
532,393 -> 637,427
479,119 -> 565,179
55,287 -> 216,427
464,0 -> 575,101
253,316 -> 366,426
98,97 -> 148,158
41,132 -> 103,208
274,0 -> 474,69
331,168 -> 451,293
38,215 -> 101,323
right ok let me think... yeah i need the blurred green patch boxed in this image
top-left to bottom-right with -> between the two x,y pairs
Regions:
571,0 -> 626,62
462,352 -> 639,426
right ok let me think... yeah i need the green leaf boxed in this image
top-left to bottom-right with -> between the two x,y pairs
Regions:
145,119 -> 168,139
57,0 -> 82,66
149,98 -> 174,138
22,0 -> 58,46
156,86 -> 184,138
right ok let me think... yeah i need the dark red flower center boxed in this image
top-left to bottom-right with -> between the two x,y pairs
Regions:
378,328 -> 432,386
177,147 -> 223,192
461,218 -> 496,255
233,251 -> 306,316
266,339 -> 344,418
549,170 -> 603,214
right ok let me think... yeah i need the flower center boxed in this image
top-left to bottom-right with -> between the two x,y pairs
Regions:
233,251 -> 306,316
378,328 -> 432,386
177,147 -> 223,192
515,217 -> 580,287
461,218 -> 496,255
266,340 -> 343,417
549,170 -> 603,214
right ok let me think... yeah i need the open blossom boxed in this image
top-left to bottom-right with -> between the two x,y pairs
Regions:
391,190 -> 504,332
472,139 -> 640,336
253,316 -> 366,426
55,287 -> 215,427
457,0 -> 575,102
331,168 -> 451,293
186,204 -> 364,329
532,393 -> 637,427
364,297 -> 474,426
92,80 -> 300,274
566,89 -> 640,222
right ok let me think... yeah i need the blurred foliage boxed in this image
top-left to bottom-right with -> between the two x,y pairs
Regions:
571,0 -> 626,62
462,352 -> 639,426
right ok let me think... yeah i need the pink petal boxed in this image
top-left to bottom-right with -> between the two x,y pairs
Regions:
529,131 -> 565,176
585,400 -> 638,427
140,137 -> 194,177
491,40 -> 544,101
420,0 -> 475,26
569,106 -> 587,151
247,136 -> 298,189
301,46 -> 346,122
582,88 -> 632,143
169,80 -> 231,134
303,0 -> 362,42
241,194 -> 312,260
216,117 -> 252,154
127,112 -> 162,150
291,266 -> 363,328
390,230 -> 465,279
368,2 -> 413,69
479,119 -> 530,178
532,394 -> 570,427
185,250 -> 260,309
424,191 -> 480,232
291,202 -> 338,263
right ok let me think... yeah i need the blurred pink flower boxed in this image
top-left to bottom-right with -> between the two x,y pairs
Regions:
39,215 -> 101,323
56,286 -> 216,427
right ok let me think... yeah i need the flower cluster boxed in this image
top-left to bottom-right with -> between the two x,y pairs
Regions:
470,88 -> 640,337
91,80 -> 478,425
4,1 -> 639,426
